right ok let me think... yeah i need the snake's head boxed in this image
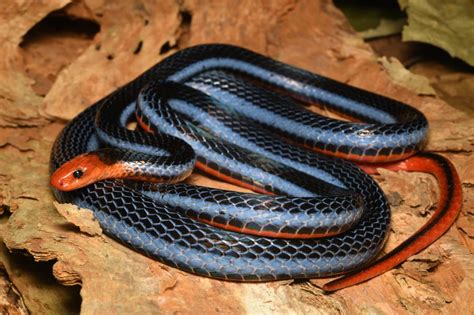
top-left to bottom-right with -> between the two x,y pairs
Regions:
50,152 -> 110,191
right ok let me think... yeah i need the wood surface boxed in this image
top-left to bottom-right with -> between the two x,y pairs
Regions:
0,1 -> 472,313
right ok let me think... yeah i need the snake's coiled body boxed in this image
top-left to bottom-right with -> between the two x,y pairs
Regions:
50,44 -> 461,289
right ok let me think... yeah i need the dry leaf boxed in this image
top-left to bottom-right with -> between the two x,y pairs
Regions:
400,0 -> 474,66
379,56 -> 436,95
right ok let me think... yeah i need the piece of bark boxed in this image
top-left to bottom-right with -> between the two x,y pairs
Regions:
53,202 -> 102,237
0,0 -> 473,313
0,266 -> 28,315
0,241 -> 80,314
41,0 -> 184,120
0,0 -> 68,127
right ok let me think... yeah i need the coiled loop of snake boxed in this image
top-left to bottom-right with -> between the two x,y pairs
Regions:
50,44 -> 460,291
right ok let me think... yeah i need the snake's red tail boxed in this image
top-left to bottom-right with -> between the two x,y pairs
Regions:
322,152 -> 462,292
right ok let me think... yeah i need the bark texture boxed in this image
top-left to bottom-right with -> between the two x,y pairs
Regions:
0,0 -> 472,313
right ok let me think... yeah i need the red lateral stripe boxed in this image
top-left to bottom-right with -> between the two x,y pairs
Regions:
135,115 -> 155,133
197,217 -> 341,239
195,160 -> 275,196
193,162 -> 346,238
306,145 -> 414,163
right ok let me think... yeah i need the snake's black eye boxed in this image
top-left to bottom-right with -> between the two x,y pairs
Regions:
73,169 -> 84,179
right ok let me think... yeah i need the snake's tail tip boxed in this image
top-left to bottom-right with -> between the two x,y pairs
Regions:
321,270 -> 379,292
321,279 -> 348,293
320,285 -> 335,293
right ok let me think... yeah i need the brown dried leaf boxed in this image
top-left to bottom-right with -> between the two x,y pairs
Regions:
400,0 -> 474,66
409,61 -> 474,153
379,56 -> 436,95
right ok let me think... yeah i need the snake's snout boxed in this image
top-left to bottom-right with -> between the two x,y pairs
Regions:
52,177 -> 65,188
50,168 -> 77,191
50,178 -> 74,192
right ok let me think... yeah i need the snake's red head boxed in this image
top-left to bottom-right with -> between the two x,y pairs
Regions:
50,153 -> 111,191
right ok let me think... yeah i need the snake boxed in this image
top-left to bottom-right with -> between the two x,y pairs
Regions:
49,44 -> 462,291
